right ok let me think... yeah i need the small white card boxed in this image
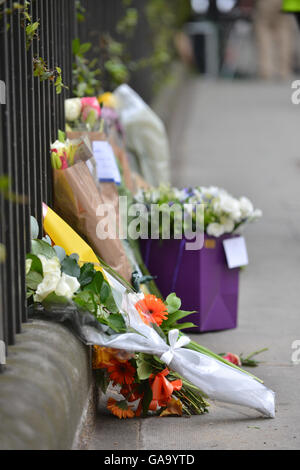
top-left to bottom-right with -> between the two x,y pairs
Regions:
223,236 -> 249,269
92,141 -> 121,185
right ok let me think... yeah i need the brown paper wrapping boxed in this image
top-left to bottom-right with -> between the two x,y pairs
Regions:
109,138 -> 134,193
53,160 -> 132,283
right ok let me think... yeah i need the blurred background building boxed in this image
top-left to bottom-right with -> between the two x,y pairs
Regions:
177,0 -> 300,79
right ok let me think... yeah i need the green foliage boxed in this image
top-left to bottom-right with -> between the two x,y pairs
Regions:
33,58 -> 67,95
26,254 -> 43,275
75,0 -> 86,23
26,270 -> 43,292
73,267 -> 121,329
72,38 -> 101,97
25,19 -> 39,50
136,354 -> 154,380
58,129 -> 66,143
78,262 -> 96,287
116,7 -> 138,37
31,239 -> 56,260
143,0 -> 192,91
72,1 -> 139,95
161,293 -> 196,333
0,1 -> 67,93
61,254 -> 81,278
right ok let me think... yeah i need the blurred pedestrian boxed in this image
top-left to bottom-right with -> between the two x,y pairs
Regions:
255,0 -> 294,79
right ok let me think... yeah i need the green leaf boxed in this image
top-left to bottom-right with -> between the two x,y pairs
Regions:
31,239 -> 56,259
136,355 -> 153,380
74,290 -> 98,314
106,313 -> 126,332
162,310 -> 196,328
83,271 -> 104,295
26,253 -> 43,275
72,38 -> 80,55
104,291 -> 119,314
58,129 -> 66,143
79,42 -> 91,55
100,281 -> 110,303
26,271 -> 43,291
53,245 -> 66,263
175,322 -> 196,331
166,293 -> 181,314
42,292 -> 69,306
61,255 -> 80,278
79,262 -> 96,287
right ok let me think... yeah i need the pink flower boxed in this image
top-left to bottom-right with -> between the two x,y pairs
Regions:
223,352 -> 241,366
59,156 -> 68,169
81,97 -> 101,121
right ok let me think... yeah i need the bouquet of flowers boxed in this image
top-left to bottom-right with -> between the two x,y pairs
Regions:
50,130 -> 93,170
65,97 -> 102,132
134,184 -> 262,239
26,210 -> 275,420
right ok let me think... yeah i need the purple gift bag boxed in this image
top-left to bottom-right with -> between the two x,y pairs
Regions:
140,234 -> 240,332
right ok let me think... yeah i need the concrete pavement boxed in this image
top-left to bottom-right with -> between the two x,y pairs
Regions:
89,78 -> 300,450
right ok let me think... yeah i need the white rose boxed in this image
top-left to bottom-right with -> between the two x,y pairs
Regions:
50,140 -> 67,151
65,98 -> 82,122
252,208 -> 263,219
55,273 -> 80,299
38,255 -> 61,277
206,223 -> 225,238
202,186 -> 220,198
218,194 -> 241,221
239,197 -> 254,218
220,216 -> 235,233
34,272 -> 61,302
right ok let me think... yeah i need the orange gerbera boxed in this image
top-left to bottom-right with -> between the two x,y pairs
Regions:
120,383 -> 143,402
92,346 -> 135,370
135,294 -> 168,326
107,398 -> 135,419
107,359 -> 136,386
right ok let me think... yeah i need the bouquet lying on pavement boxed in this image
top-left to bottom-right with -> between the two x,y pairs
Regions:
27,208 -> 275,419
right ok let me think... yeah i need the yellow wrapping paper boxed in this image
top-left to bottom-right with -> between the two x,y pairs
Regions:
42,203 -> 105,275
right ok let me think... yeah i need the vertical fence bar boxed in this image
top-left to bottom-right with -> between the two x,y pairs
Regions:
2,1 -> 18,344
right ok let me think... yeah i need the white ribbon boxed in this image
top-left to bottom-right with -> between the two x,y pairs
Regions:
160,329 -> 190,366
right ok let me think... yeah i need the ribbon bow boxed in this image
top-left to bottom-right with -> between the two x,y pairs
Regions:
160,329 -> 190,366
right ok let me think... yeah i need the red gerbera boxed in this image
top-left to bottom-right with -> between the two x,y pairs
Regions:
135,294 -> 168,326
107,360 -> 136,386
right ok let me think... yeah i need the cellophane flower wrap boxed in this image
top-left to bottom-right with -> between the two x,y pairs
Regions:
27,216 -> 275,420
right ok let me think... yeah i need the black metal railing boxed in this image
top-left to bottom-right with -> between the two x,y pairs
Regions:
0,0 -> 76,347
78,0 -> 154,103
0,0 -> 157,350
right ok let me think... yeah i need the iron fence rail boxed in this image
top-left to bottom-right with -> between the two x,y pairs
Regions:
0,0 -> 75,347
0,0 -> 154,351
